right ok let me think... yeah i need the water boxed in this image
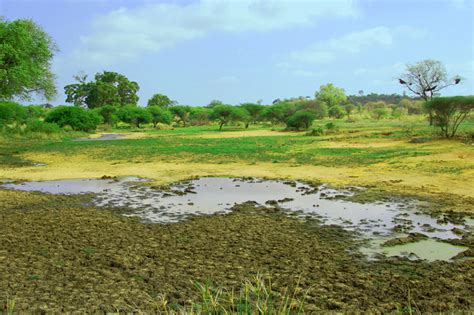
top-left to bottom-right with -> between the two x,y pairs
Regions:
73,134 -> 125,141
2,176 -> 472,261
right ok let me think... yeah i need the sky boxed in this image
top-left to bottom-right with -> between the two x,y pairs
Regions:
1,0 -> 473,106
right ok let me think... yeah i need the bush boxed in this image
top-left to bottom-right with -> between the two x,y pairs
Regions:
328,105 -> 345,119
371,108 -> 390,120
286,111 -> 315,130
45,106 -> 102,131
306,127 -> 325,136
93,105 -> 118,125
25,120 -> 61,134
425,96 -> 474,138
0,101 -> 27,126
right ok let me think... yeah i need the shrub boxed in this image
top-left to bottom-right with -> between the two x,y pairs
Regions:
286,111 -> 315,130
371,108 -> 390,120
45,106 -> 102,131
25,120 -> 61,134
93,105 -> 118,125
306,126 -> 325,136
328,105 -> 345,119
0,101 -> 27,126
425,96 -> 473,138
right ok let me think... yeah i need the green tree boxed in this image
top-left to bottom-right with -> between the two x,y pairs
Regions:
147,106 -> 172,128
210,105 -> 248,131
425,96 -> 473,138
371,107 -> 390,120
240,103 -> 264,128
344,103 -> 356,118
64,71 -> 139,109
315,83 -> 347,108
117,106 -> 152,128
260,102 -> 296,124
147,93 -> 175,108
93,105 -> 118,126
189,107 -> 211,126
0,18 -> 57,101
398,59 -> 461,125
328,105 -> 345,119
206,100 -> 224,108
45,106 -> 101,131
169,105 -> 192,127
286,111 -> 315,130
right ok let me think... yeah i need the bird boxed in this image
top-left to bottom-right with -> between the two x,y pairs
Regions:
455,78 -> 461,84
399,79 -> 407,84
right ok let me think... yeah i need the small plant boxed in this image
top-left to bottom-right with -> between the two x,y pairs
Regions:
306,126 -> 325,136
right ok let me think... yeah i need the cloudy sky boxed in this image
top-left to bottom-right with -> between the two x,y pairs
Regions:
1,0 -> 473,106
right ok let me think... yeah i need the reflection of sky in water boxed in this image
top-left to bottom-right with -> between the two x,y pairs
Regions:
3,176 -> 472,261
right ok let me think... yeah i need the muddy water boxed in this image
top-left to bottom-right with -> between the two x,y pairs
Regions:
73,134 -> 125,141
2,176 -> 471,261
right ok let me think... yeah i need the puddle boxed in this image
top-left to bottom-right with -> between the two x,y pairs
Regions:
2,176 -> 472,261
361,238 -> 468,261
73,134 -> 124,141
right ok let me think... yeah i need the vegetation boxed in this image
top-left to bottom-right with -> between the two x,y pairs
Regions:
117,105 -> 152,128
0,18 -> 57,101
64,71 -> 140,108
425,96 -> 473,138
44,106 -> 101,131
147,106 -> 173,128
147,93 -> 175,108
286,111 -> 315,130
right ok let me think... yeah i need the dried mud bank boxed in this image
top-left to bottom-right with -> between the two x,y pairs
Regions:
0,189 -> 473,313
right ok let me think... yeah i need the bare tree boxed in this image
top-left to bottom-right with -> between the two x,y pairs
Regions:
398,60 -> 461,125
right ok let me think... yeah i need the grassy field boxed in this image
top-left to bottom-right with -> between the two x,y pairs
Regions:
1,117 -> 473,313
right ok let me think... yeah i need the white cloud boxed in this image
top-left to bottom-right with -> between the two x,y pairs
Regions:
73,0 -> 359,64
286,26 -> 427,65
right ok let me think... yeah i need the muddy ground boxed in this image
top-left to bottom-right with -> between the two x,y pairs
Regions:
0,189 -> 472,313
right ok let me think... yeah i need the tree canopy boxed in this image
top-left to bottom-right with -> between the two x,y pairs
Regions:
0,18 -> 57,101
147,93 -> 175,108
64,71 -> 139,109
315,83 -> 347,108
425,96 -> 473,138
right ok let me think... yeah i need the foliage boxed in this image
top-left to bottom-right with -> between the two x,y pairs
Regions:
298,100 -> 327,119
25,105 -> 46,119
147,93 -> 175,109
344,103 -> 356,117
315,83 -> 347,108
189,107 -> 211,126
425,96 -> 473,138
240,103 -> 265,128
0,101 -> 27,126
328,105 -> 345,119
169,105 -> 192,127
399,99 -> 424,115
93,105 -> 118,125
64,71 -> 139,108
206,99 -> 224,108
347,93 -> 411,105
392,107 -> 408,119
45,106 -> 101,131
0,18 -> 57,101
286,111 -> 315,130
306,126 -> 325,136
209,105 -> 248,130
147,106 -> 173,128
117,106 -> 152,128
260,102 -> 296,124
371,108 -> 390,120
24,120 -> 60,134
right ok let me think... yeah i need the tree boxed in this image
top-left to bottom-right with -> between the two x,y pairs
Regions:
117,106 -> 152,128
0,101 -> 27,126
206,100 -> 223,108
0,18 -> 57,101
286,111 -> 315,130
189,107 -> 211,126
147,93 -> 175,108
425,96 -> 473,138
147,106 -> 172,128
344,103 -> 356,118
240,103 -> 264,128
398,60 -> 461,124
64,71 -> 139,109
315,83 -> 347,108
210,105 -> 248,131
169,105 -> 192,127
93,105 -> 118,125
303,100 -> 328,119
328,105 -> 345,119
260,102 -> 296,124
45,106 -> 101,131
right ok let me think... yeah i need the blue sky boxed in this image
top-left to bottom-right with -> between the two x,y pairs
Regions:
1,0 -> 473,106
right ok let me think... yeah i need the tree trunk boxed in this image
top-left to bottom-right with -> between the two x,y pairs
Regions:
219,122 -> 224,131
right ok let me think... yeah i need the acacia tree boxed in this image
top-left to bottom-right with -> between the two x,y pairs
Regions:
239,103 -> 264,128
0,18 -> 57,101
210,105 -> 248,131
147,93 -> 175,108
169,105 -> 192,127
398,60 -> 461,125
64,71 -> 139,108
425,96 -> 473,138
147,106 -> 172,128
315,83 -> 347,108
